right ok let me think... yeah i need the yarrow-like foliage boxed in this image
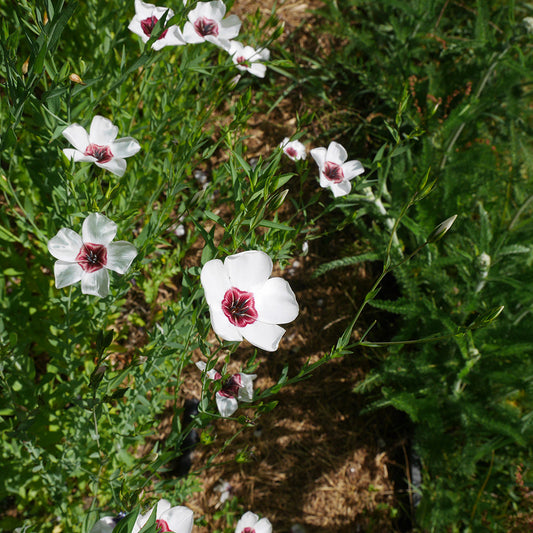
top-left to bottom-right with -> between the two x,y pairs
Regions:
200,250 -> 299,351
128,0 -> 186,49
280,137 -> 307,161
47,213 -> 137,298
228,41 -> 270,78
62,115 -> 141,177
196,361 -> 256,417
310,141 -> 364,197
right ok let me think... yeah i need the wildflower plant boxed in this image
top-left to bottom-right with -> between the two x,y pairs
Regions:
0,0 -> 531,532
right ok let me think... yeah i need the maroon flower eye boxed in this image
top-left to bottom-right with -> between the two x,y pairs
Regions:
84,143 -> 114,164
75,243 -> 107,273
285,147 -> 297,158
242,528 -> 256,533
221,287 -> 258,327
194,16 -> 219,37
218,374 -> 242,399
140,16 -> 168,40
323,161 -> 344,183
155,519 -> 172,533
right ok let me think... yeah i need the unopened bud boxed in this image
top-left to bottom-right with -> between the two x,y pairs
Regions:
69,73 -> 84,84
427,215 -> 457,243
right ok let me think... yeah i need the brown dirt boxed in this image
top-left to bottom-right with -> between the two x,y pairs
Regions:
169,2 -> 407,531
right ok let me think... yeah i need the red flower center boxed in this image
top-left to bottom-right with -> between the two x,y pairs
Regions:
236,55 -> 251,68
84,144 -> 113,163
218,374 -> 242,399
222,287 -> 258,327
242,528 -> 256,533
140,16 -> 169,39
75,243 -> 107,273
323,161 -> 344,183
156,519 -> 172,533
285,147 -> 297,158
194,16 -> 219,37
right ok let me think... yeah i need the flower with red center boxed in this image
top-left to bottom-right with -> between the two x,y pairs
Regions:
228,41 -> 270,78
310,141 -> 365,197
200,251 -> 299,352
47,213 -> 138,298
132,499 -> 194,533
182,1 -> 241,49
128,0 -> 185,50
196,361 -> 256,417
62,116 -> 141,177
235,511 -> 272,533
279,137 -> 307,161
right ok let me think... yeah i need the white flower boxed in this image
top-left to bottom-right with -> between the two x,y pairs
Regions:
47,213 -> 138,298
132,499 -> 194,533
196,361 -> 256,417
62,116 -> 141,177
182,0 -> 241,49
214,480 -> 233,504
89,517 -> 116,533
128,0 -> 185,49
228,41 -> 270,78
235,511 -> 272,533
310,141 -> 364,197
200,250 -> 299,352
280,138 -> 306,161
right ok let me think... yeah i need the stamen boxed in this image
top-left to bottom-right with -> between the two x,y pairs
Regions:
84,144 -> 113,164
323,161 -> 344,183
75,243 -> 107,273
194,16 -> 219,37
218,374 -> 242,399
221,287 -> 258,327
140,16 -> 169,40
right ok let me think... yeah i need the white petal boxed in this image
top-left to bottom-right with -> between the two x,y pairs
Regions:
62,148 -> 96,162
97,158 -> 127,177
236,512 -> 259,531
89,517 -> 116,533
342,159 -> 365,181
182,22 -> 205,43
190,0 -> 225,20
161,506 -> 194,533
218,14 -> 241,39
54,261 -> 83,289
89,116 -> 118,145
128,17 -> 149,42
200,259 -> 231,307
228,40 -> 243,56
310,147 -> 326,169
224,250 -> 273,292
48,228 -> 82,261
62,123 -> 89,152
196,361 -> 207,372
156,499 -> 172,516
237,373 -> 256,402
330,180 -> 352,197
254,518 -> 273,533
81,269 -> 110,298
135,0 -> 156,18
255,277 -> 299,324
206,35 -> 232,50
216,393 -> 238,417
240,321 -> 286,352
210,307 -> 243,342
326,141 -> 348,164
110,137 -> 141,159
106,241 -> 137,274
82,213 -> 117,246
158,26 -> 186,47
319,172 -> 330,188
249,63 -> 267,78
